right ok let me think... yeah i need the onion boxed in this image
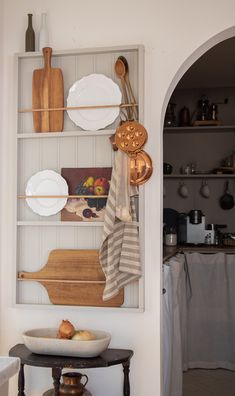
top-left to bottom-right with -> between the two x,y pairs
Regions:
57,320 -> 75,339
72,330 -> 96,341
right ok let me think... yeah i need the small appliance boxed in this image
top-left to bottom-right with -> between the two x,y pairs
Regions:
178,211 -> 206,244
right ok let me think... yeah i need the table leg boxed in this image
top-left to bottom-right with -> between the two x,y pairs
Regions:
52,367 -> 62,396
18,363 -> 26,396
122,360 -> 130,396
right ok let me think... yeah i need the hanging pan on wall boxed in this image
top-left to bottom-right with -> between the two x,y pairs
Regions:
114,120 -> 153,185
129,150 -> 153,185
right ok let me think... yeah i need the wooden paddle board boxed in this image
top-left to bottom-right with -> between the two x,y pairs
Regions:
32,47 -> 64,132
18,249 -> 124,307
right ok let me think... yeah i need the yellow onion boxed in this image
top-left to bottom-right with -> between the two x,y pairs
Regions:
57,320 -> 75,339
72,330 -> 96,341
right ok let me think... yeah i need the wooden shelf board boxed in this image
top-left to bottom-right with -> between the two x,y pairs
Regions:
164,174 -> 235,179
164,125 -> 235,133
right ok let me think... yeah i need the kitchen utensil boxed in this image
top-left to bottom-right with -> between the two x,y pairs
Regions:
18,249 -> 124,307
180,164 -> 191,175
178,182 -> 188,198
179,106 -> 190,126
189,209 -> 203,224
22,328 -> 111,357
219,181 -> 234,210
164,103 -> 176,127
129,150 -> 153,185
163,162 -> 173,175
60,372 -> 88,396
200,180 -> 210,198
67,74 -> 121,130
164,227 -> 177,246
116,56 -> 138,120
115,58 -> 132,120
25,170 -> 68,216
32,47 -> 64,132
115,120 -> 148,153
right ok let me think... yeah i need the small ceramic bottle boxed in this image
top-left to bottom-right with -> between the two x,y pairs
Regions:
39,13 -> 49,51
25,14 -> 35,52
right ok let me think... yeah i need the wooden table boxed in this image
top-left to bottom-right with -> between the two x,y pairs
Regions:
9,344 -> 133,396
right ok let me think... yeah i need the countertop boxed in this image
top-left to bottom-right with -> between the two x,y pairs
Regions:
163,245 -> 235,262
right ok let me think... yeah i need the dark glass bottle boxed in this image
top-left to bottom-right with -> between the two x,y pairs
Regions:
25,14 -> 35,52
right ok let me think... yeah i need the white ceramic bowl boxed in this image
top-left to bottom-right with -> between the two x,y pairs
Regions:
22,328 -> 111,358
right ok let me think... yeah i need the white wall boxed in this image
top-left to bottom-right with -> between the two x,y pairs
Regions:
2,1 -> 235,395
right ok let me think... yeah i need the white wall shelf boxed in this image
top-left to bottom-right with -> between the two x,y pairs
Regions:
17,221 -> 104,227
15,44 -> 144,310
17,130 -> 115,139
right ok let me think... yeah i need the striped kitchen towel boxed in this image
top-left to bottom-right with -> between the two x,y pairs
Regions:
99,149 -> 141,301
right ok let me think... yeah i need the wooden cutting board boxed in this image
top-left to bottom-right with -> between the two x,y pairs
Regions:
18,249 -> 124,307
32,47 -> 64,132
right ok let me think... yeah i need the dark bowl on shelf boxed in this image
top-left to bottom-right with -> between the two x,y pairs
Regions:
163,163 -> 173,175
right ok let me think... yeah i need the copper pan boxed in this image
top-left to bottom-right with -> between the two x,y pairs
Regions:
115,121 -> 148,153
129,150 -> 153,186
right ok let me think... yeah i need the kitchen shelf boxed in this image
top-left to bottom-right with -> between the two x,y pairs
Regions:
164,174 -> 235,179
17,130 -> 115,139
164,125 -> 235,133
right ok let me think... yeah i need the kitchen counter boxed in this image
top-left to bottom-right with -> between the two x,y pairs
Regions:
163,245 -> 235,262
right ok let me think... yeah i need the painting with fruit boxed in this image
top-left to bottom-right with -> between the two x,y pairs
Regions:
61,168 -> 112,221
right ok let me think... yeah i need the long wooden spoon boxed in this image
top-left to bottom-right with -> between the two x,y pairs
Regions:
115,58 -> 132,120
117,56 -> 138,120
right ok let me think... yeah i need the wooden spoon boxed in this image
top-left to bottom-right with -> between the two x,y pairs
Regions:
118,56 -> 138,120
115,58 -> 132,120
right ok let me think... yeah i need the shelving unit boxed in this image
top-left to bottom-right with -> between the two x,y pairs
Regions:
15,45 -> 144,310
164,125 -> 235,134
164,174 -> 235,179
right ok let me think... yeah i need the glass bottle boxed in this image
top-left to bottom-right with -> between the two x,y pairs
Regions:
39,13 -> 49,51
25,14 -> 35,52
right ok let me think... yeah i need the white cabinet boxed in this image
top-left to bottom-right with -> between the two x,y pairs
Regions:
15,45 -> 144,310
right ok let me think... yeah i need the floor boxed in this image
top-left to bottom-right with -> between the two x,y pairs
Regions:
183,369 -> 235,396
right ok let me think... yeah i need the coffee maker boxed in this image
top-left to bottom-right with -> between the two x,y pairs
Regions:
178,210 -> 206,244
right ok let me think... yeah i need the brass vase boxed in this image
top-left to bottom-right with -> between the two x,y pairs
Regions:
59,372 -> 88,396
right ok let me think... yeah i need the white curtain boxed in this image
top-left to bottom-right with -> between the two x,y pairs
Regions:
185,252 -> 235,371
162,254 -> 188,396
162,251 -> 235,396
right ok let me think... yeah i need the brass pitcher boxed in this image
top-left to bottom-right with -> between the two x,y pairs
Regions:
59,372 -> 88,396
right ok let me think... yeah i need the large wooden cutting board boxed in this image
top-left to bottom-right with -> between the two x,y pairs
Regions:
32,47 -> 64,132
18,249 -> 124,307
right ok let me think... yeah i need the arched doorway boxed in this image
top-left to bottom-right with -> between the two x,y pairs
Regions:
162,26 -> 235,396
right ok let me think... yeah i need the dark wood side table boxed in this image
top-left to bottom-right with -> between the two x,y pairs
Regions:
9,344 -> 133,396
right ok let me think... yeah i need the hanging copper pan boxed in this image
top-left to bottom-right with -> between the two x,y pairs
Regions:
115,120 -> 148,153
129,150 -> 153,186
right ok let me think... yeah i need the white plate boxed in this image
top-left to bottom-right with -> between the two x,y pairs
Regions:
25,170 -> 68,216
67,73 -> 122,131
23,328 -> 111,358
